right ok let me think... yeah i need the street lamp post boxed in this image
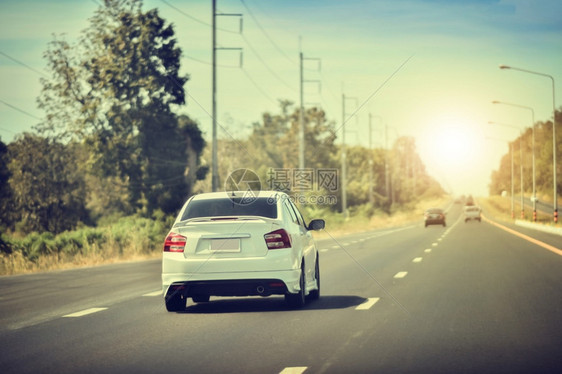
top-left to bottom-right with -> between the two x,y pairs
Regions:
492,100 -> 536,221
489,121 -> 524,219
499,65 -> 558,223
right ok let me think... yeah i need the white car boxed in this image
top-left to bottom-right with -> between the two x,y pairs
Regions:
464,205 -> 481,222
162,191 -> 325,311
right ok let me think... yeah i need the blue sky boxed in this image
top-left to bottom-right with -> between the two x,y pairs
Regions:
1,0 -> 561,197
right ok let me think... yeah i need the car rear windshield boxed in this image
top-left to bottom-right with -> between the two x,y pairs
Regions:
181,197 -> 278,220
427,209 -> 443,214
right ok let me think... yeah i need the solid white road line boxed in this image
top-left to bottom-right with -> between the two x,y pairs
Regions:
143,290 -> 162,297
394,271 -> 408,279
279,367 -> 308,374
356,297 -> 380,310
412,257 -> 423,263
63,307 -> 107,318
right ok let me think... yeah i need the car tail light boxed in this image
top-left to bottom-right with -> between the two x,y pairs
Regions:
163,233 -> 187,252
264,229 -> 291,249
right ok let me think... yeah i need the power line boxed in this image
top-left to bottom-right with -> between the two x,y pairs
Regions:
0,99 -> 41,121
241,68 -> 277,105
240,34 -> 296,93
184,54 -> 238,68
0,126 -> 18,135
0,51 -> 49,78
160,0 -> 238,34
239,0 -> 296,65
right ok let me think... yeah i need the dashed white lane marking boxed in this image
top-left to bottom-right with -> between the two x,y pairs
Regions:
424,248 -> 432,253
412,257 -> 423,263
432,242 -> 438,247
279,367 -> 308,374
143,290 -> 162,297
394,271 -> 408,279
356,297 -> 380,310
63,307 -> 107,318
437,238 -> 442,242
331,245 -> 339,249
320,248 -> 329,253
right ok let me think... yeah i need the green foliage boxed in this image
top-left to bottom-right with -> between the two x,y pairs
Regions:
0,139 -> 13,228
36,0 -> 202,217
6,134 -> 88,234
489,108 -> 562,200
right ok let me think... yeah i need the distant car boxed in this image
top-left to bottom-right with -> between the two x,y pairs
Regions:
424,208 -> 446,227
464,205 -> 481,222
162,191 -> 325,312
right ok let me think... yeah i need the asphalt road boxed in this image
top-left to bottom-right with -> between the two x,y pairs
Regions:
1,203 -> 562,374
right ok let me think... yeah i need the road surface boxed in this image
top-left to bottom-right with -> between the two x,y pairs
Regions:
1,203 -> 562,373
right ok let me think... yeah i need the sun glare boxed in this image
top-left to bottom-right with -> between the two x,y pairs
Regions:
418,117 -> 482,179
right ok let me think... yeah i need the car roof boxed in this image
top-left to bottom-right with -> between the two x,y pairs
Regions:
190,190 -> 285,201
426,208 -> 443,212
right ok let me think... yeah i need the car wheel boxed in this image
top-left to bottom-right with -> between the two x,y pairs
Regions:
285,263 -> 306,308
165,293 -> 186,312
307,256 -> 320,301
192,295 -> 210,303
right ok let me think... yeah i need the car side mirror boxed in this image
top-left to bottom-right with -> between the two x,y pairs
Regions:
307,219 -> 325,231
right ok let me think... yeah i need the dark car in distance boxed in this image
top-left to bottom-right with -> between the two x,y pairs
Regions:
424,208 -> 446,227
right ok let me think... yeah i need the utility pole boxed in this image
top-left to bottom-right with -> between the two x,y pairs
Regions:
298,45 -> 321,170
212,0 -> 242,191
341,93 -> 347,218
341,93 -> 357,218
368,114 -> 383,205
368,113 -> 373,204
385,123 -> 390,200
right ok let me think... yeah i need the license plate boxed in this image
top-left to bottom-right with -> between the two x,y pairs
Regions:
211,239 -> 240,252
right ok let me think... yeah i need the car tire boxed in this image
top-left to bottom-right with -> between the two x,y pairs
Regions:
165,294 -> 186,312
192,295 -> 210,303
285,263 -> 306,308
307,256 -> 320,301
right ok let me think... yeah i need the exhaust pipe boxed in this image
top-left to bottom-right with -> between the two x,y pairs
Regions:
256,285 -> 265,294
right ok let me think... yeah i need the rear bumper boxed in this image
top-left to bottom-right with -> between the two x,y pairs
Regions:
425,219 -> 445,225
165,279 -> 289,299
163,269 -> 301,298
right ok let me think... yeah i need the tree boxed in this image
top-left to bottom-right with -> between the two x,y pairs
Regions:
7,134 -> 87,234
0,139 -> 13,229
37,0 -> 201,216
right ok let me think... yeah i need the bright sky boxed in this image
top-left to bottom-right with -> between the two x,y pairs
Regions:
1,0 -> 561,197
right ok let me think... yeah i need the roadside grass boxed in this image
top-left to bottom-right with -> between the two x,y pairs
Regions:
0,215 -> 172,276
479,195 -> 554,224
